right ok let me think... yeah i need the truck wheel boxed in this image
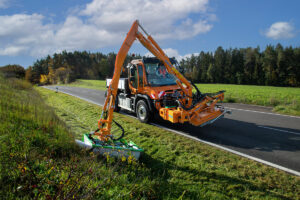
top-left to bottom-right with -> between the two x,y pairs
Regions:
136,100 -> 151,123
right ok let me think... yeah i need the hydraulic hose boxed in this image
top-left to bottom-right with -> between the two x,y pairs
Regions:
176,99 -> 195,111
191,81 -> 202,97
176,81 -> 204,111
112,119 -> 125,141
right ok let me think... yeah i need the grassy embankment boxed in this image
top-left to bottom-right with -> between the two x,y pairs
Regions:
1,74 -> 299,199
0,75 -> 175,199
64,79 -> 300,116
38,84 -> 300,199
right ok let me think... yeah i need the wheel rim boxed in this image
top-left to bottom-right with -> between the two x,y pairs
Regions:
138,104 -> 147,120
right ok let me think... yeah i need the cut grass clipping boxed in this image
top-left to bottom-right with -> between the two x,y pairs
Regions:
37,86 -> 299,199
63,79 -> 300,116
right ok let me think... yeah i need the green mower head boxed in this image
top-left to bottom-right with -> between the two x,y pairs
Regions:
76,134 -> 143,160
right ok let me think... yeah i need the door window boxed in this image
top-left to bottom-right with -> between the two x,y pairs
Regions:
129,65 -> 137,89
138,65 -> 144,88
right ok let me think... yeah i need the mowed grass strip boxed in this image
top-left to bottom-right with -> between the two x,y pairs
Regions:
38,86 -> 300,199
62,79 -> 300,116
0,75 -> 183,199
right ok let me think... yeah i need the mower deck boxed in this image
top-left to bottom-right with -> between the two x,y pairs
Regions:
76,134 -> 143,160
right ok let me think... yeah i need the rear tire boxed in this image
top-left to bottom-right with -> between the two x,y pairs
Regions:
114,95 -> 120,112
136,100 -> 151,123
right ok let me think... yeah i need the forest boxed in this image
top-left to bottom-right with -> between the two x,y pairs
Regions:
181,44 -> 300,87
1,43 -> 299,87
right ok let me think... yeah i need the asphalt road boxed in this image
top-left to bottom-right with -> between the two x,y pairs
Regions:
44,86 -> 300,173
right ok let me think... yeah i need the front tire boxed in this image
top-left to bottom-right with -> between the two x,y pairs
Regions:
136,100 -> 151,123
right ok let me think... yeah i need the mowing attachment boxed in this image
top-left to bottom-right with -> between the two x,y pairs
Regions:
76,134 -> 143,160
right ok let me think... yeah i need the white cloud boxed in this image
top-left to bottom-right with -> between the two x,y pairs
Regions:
55,16 -> 118,50
145,48 -> 198,61
81,0 -> 212,40
0,0 -> 214,57
0,0 -> 9,8
145,48 -> 182,60
0,46 -> 26,56
0,14 -> 56,56
182,52 -> 199,60
265,22 -> 296,40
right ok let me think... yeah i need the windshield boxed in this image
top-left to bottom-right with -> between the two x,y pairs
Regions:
144,63 -> 177,87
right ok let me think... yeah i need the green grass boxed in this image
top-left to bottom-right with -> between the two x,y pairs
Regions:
37,86 -> 300,199
60,79 -> 300,116
0,75 -> 170,199
196,84 -> 300,116
2,74 -> 299,199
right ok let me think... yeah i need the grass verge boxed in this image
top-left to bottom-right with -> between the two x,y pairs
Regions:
60,79 -> 300,116
0,75 -> 173,199
37,86 -> 300,199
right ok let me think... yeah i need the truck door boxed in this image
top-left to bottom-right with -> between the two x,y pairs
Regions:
129,64 -> 144,94
129,65 -> 138,93
137,64 -> 144,92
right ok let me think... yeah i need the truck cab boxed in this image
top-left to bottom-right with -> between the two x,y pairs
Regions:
107,57 -> 181,123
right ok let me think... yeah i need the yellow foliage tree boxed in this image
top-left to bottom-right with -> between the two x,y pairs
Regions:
48,66 -> 56,84
40,74 -> 48,85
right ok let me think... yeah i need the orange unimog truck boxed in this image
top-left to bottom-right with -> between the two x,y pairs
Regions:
78,20 -> 230,159
106,56 -> 229,126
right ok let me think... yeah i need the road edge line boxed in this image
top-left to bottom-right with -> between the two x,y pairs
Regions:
226,107 -> 300,119
152,124 -> 300,176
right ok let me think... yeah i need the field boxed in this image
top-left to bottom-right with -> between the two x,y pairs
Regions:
1,74 -> 299,199
63,79 -> 300,116
197,84 -> 300,116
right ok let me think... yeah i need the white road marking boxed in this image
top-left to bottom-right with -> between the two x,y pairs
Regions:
226,107 -> 300,119
42,86 -> 300,176
258,126 -> 300,136
152,124 -> 300,176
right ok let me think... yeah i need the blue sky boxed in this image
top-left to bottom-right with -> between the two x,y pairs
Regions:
0,0 -> 299,68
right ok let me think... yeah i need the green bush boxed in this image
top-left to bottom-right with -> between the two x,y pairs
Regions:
0,64 -> 25,79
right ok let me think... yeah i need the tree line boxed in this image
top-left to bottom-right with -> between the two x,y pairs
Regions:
3,43 -> 299,87
25,51 -> 141,84
180,44 -> 300,87
0,64 -> 25,79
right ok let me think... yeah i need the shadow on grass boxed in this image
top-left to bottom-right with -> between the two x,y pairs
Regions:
140,153 -> 291,199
